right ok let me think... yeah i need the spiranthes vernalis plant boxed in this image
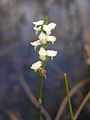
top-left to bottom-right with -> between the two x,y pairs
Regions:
31,17 -> 57,120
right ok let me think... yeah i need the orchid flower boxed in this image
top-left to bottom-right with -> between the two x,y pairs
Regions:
43,22 -> 56,35
39,32 -> 56,44
31,61 -> 42,72
31,40 -> 41,50
33,20 -> 44,26
31,32 -> 56,50
33,26 -> 41,35
39,47 -> 57,60
33,20 -> 44,34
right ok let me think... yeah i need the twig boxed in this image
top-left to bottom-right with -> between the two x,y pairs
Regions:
74,91 -> 90,120
7,0 -> 16,36
0,107 -> 19,120
55,78 -> 90,120
18,70 -> 51,120
7,111 -> 18,120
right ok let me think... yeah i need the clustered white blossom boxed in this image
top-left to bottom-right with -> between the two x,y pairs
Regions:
31,18 -> 57,76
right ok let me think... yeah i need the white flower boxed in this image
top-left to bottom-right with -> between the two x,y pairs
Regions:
33,20 -> 44,26
47,50 -> 57,60
39,32 -> 47,44
33,20 -> 44,34
39,47 -> 47,61
43,25 -> 51,35
31,40 -> 41,50
39,32 -> 56,44
31,34 -> 56,50
43,22 -> 56,35
47,35 -> 56,44
39,47 -> 57,60
31,61 -> 42,72
33,26 -> 41,35
39,47 -> 47,56
48,22 -> 56,30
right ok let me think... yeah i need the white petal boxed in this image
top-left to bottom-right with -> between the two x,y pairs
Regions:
39,32 -> 47,44
39,47 -> 47,56
43,23 -> 56,35
39,55 -> 47,61
33,26 -> 41,35
40,39 -> 47,44
31,40 -> 41,46
39,32 -> 46,40
31,40 -> 41,49
39,47 -> 47,61
31,61 -> 42,72
34,26 -> 41,32
47,36 -> 56,44
43,25 -> 51,35
48,22 -> 56,30
33,20 -> 44,26
47,50 -> 57,59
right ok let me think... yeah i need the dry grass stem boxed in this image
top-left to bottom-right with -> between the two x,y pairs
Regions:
74,91 -> 90,120
7,111 -> 18,120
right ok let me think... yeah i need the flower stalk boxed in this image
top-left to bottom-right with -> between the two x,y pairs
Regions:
31,17 -> 57,120
38,75 -> 43,120
64,73 -> 74,120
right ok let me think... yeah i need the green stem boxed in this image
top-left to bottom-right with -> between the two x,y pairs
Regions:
39,75 -> 43,120
64,73 -> 74,120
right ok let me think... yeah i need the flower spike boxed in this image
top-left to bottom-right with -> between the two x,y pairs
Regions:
31,17 -> 57,73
